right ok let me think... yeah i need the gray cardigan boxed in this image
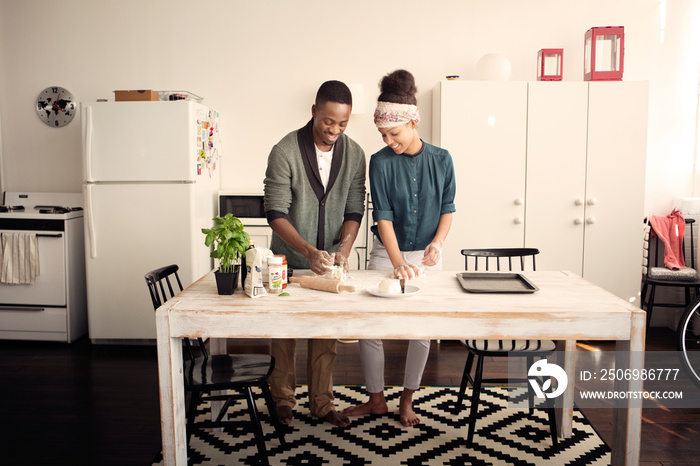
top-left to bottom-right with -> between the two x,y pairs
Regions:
264,119 -> 366,269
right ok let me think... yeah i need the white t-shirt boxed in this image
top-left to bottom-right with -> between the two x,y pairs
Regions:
315,144 -> 333,189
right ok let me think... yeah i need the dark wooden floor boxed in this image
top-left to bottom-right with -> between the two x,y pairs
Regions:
0,328 -> 697,465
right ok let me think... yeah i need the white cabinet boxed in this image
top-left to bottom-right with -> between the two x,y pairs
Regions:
433,80 -> 648,301
432,81 -> 528,270
524,82 -> 588,275
581,82 -> 648,301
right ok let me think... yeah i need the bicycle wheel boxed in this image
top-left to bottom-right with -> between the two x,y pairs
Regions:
677,297 -> 700,389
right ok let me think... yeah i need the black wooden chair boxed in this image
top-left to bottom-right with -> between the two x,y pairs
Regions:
145,264 -> 285,465
456,248 -> 558,446
641,218 -> 700,330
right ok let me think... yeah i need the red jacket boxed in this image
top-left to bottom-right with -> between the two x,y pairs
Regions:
649,209 -> 686,270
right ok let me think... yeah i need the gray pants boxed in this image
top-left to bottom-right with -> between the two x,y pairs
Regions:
358,238 -> 441,392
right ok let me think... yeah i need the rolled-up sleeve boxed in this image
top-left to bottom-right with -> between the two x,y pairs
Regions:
441,152 -> 457,214
344,147 -> 367,224
369,157 -> 395,223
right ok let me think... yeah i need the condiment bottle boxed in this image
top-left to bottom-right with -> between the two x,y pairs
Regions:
267,256 -> 285,294
277,254 -> 288,288
241,238 -> 255,288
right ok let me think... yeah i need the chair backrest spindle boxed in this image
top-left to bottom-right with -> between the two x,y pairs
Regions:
690,220 -> 695,269
461,248 -> 540,273
145,264 -> 203,361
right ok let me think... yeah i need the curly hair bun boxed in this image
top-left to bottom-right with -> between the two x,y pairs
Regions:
378,69 -> 417,105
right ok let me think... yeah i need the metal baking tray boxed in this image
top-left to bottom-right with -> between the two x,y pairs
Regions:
456,272 -> 539,293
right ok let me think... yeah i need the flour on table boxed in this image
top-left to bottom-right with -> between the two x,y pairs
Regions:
323,265 -> 348,281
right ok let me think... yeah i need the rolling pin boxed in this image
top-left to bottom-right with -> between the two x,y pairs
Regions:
288,276 -> 356,293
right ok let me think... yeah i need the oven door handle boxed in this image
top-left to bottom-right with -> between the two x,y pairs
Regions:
0,306 -> 46,312
36,233 -> 63,238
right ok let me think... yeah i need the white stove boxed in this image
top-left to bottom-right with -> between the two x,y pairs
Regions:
0,192 -> 88,343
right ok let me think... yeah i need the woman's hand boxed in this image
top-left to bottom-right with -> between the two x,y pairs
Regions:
422,241 -> 443,267
393,263 -> 420,279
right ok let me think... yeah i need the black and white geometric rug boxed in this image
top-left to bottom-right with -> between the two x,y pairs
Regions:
152,385 -> 610,465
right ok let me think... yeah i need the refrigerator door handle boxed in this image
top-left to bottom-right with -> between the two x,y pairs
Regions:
85,183 -> 97,258
84,105 -> 93,182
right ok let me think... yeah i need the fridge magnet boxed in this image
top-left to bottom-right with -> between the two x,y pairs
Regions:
193,110 -> 221,178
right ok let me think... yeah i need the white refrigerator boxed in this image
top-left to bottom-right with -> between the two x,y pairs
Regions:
81,101 -> 221,342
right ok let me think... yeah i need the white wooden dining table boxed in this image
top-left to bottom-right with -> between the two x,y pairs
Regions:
156,269 -> 645,465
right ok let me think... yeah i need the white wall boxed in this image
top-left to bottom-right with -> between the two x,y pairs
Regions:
0,0 -> 698,215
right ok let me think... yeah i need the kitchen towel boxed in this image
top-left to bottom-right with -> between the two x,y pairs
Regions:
0,232 -> 40,285
649,209 -> 686,270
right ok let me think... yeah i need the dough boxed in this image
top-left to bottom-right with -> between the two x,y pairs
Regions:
378,278 -> 402,294
392,266 -> 426,279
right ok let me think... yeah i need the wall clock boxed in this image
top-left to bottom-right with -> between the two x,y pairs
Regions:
36,86 -> 76,127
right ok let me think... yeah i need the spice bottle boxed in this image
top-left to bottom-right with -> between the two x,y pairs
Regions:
267,255 -> 285,294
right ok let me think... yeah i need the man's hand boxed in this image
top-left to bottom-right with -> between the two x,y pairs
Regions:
307,249 -> 334,275
332,251 -> 350,273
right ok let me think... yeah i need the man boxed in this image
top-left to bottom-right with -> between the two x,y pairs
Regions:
263,80 -> 366,427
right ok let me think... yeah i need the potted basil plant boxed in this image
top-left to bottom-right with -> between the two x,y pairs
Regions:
202,213 -> 250,295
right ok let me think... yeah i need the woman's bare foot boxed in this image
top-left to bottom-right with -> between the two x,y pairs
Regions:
399,389 -> 420,427
341,392 -> 389,417
324,409 -> 351,427
277,405 -> 293,424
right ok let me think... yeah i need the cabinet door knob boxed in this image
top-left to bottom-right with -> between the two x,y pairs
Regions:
514,217 -> 524,224
587,198 -> 597,206
575,198 -> 585,206
514,198 -> 524,206
586,217 -> 597,225
574,218 -> 584,225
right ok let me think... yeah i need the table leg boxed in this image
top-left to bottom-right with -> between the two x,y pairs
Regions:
156,312 -> 186,465
209,338 -> 227,431
555,340 -> 576,438
611,310 -> 646,466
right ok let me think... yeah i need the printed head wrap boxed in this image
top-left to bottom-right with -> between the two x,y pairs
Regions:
373,101 -> 420,128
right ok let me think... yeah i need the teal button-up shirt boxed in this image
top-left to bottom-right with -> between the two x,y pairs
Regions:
369,141 -> 456,251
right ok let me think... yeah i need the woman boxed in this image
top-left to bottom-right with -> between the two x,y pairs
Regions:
342,69 -> 456,426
